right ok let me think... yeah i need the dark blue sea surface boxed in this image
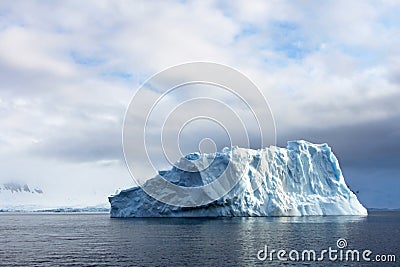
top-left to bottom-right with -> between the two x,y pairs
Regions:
0,212 -> 398,266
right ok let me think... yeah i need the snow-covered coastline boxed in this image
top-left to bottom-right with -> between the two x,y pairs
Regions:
0,204 -> 110,213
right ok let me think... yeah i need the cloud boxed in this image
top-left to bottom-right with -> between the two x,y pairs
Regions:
0,0 -> 399,207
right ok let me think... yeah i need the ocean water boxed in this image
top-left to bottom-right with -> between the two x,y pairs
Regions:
0,212 -> 398,266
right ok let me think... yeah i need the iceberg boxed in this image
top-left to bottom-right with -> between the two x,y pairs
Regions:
109,140 -> 367,217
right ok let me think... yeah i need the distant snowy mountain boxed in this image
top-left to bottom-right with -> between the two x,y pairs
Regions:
0,180 -> 111,212
0,182 -> 43,194
0,181 -> 45,211
110,140 -> 368,217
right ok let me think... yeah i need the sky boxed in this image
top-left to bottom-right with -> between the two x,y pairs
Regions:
0,0 -> 399,209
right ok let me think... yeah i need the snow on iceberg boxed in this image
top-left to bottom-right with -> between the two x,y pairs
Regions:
109,140 -> 367,217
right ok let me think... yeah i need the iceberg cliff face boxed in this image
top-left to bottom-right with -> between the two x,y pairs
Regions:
109,141 -> 367,217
